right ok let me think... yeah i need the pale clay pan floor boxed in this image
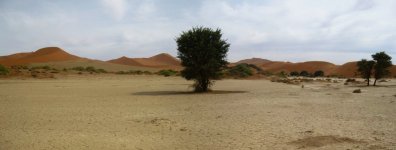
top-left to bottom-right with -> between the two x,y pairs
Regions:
0,75 -> 395,150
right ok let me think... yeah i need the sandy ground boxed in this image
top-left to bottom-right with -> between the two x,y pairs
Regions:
0,75 -> 395,150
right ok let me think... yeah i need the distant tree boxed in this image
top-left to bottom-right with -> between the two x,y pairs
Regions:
0,64 -> 9,75
357,59 -> 375,86
290,71 -> 299,76
372,52 -> 393,86
313,70 -> 324,77
299,70 -> 309,77
176,27 -> 230,92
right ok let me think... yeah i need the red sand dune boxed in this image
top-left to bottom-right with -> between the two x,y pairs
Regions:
0,47 -> 81,66
236,58 -> 396,77
107,53 -> 181,70
1,46 -> 395,77
261,61 -> 338,75
332,62 -> 359,77
107,56 -> 143,66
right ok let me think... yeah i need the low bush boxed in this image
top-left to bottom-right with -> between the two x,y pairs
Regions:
0,64 -> 9,75
157,69 -> 178,77
277,71 -> 288,78
31,65 -> 51,70
85,66 -> 96,72
70,66 -> 107,73
299,70 -> 310,77
290,71 -> 299,76
313,70 -> 324,77
143,71 -> 152,75
116,70 -> 151,75
226,64 -> 253,78
71,66 -> 85,71
96,69 -> 107,73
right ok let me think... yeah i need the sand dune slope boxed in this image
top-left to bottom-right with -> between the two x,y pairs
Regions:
108,53 -> 181,70
0,47 -> 81,66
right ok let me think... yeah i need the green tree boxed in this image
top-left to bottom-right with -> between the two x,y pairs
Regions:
372,52 -> 393,86
313,70 -> 324,77
176,27 -> 230,92
357,59 -> 375,86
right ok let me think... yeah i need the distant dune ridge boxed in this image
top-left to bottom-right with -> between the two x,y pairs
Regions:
0,47 -> 81,66
0,47 -> 395,77
107,53 -> 181,70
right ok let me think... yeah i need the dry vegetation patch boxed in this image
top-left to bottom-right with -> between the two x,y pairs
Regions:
288,135 -> 366,149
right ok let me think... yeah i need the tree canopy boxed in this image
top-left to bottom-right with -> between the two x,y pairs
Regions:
372,52 -> 392,86
176,27 -> 230,92
356,51 -> 392,86
357,59 -> 375,86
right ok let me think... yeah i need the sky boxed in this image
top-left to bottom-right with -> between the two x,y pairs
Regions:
0,0 -> 395,64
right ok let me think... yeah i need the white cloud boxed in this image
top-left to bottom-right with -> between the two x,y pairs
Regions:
101,0 -> 127,21
0,0 -> 395,63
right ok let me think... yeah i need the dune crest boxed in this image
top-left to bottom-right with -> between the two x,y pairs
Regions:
0,47 -> 81,66
108,53 -> 181,70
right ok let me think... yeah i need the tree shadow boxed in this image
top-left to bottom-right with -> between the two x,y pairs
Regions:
348,84 -> 396,88
133,90 -> 247,96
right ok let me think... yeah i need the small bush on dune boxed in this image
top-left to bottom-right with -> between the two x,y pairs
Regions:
0,64 -> 9,75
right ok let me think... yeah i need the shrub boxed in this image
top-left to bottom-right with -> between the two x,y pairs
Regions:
277,71 -> 288,78
143,71 -> 152,75
290,71 -> 299,76
31,65 -> 51,70
246,64 -> 263,72
96,69 -> 107,73
116,71 -> 126,74
0,64 -> 9,75
299,70 -> 310,77
135,70 -> 143,75
227,64 -> 253,78
72,66 -> 85,71
313,70 -> 324,77
85,66 -> 96,72
157,69 -> 178,77
262,71 -> 274,76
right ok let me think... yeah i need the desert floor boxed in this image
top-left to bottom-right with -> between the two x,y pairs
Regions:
0,75 -> 395,150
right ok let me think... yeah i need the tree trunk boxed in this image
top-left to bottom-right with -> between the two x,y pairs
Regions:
367,78 -> 370,86
373,79 -> 377,86
195,78 -> 209,92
